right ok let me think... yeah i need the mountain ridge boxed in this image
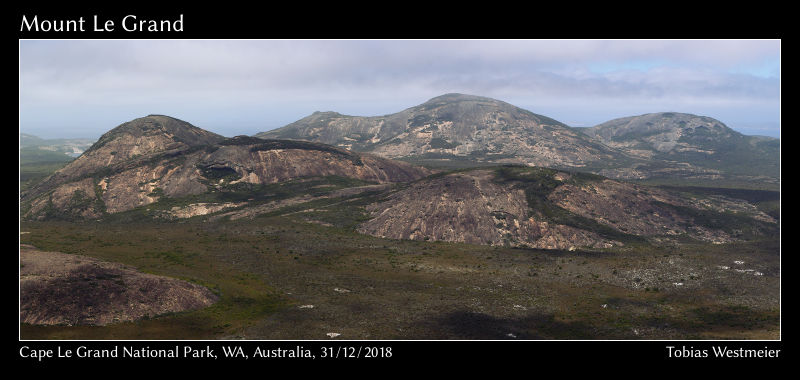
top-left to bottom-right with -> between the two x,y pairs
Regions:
257,95 -> 778,185
585,112 -> 780,181
257,93 -> 624,169
21,115 -> 431,220
357,165 -> 777,250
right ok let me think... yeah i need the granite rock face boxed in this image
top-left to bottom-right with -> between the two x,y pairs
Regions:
201,139 -> 428,185
258,93 -> 623,168
21,117 -> 430,220
258,97 -> 779,184
358,170 -> 616,250
357,168 -> 776,249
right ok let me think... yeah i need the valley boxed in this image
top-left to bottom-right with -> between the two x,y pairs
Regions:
19,210 -> 779,340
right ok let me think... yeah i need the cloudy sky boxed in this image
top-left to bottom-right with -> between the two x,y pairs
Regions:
19,40 -> 780,139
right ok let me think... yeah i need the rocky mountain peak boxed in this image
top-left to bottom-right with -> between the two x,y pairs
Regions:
21,114 -> 432,220
24,116 -> 225,200
256,93 -> 613,167
88,115 -> 224,154
420,93 -> 501,105
412,93 -> 521,116
73,114 -> 224,170
588,112 -> 738,146
585,112 -> 779,182
311,111 -> 343,116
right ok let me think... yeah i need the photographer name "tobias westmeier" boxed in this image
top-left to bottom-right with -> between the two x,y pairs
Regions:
666,345 -> 781,359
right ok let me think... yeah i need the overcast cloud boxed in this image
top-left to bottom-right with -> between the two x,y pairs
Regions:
19,40 -> 780,138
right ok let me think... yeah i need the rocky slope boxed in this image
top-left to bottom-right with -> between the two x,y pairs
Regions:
259,97 -> 779,185
20,244 -> 218,326
48,115 -> 225,185
357,166 -> 777,250
358,170 -> 616,250
205,137 -> 427,185
257,93 -> 623,168
21,117 -> 430,220
585,113 -> 780,182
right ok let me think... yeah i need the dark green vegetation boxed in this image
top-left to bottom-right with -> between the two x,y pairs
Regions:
20,146 -> 75,164
658,186 -> 780,220
671,127 -> 779,178
20,166 -> 779,339
632,176 -> 780,192
585,112 -> 780,187
35,189 -> 98,221
104,175 -> 377,224
493,165 -> 645,243
19,148 -> 72,192
652,183 -> 780,240
246,139 -> 364,165
428,137 -> 460,149
20,133 -> 94,156
398,156 -> 518,170
20,216 -> 779,340
18,113 -> 779,339
21,220 -> 284,339
653,201 -> 774,240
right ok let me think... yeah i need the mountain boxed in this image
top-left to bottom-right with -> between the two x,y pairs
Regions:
257,93 -> 624,169
585,113 -> 780,183
259,98 -> 779,187
357,166 -> 777,250
21,112 -> 779,251
21,116 -> 430,220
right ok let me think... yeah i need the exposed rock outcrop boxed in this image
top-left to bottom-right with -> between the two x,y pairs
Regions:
20,245 -> 218,326
201,139 -> 427,185
21,117 -> 430,220
357,167 -> 776,249
358,170 -> 616,250
258,97 -> 779,184
258,93 -> 623,168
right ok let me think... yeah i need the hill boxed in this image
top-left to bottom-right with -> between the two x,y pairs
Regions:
358,166 -> 777,250
257,93 -> 624,169
20,244 -> 218,326
259,97 -> 779,187
21,116 -> 430,220
585,113 -> 780,184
